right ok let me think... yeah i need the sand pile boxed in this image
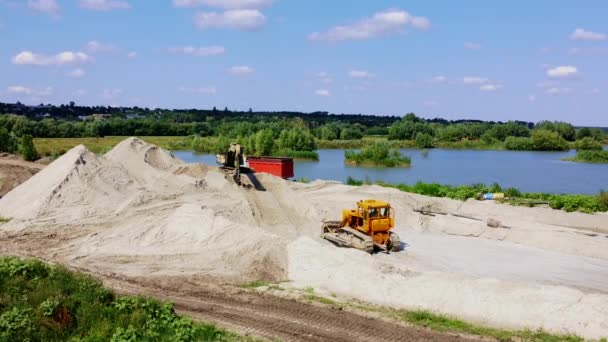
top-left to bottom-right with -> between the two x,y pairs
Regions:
2,137 -> 608,338
0,138 -> 290,281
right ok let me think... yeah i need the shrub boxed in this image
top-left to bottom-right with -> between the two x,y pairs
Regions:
18,134 -> 40,161
530,129 -> 569,151
504,136 -> 534,151
345,142 -> 411,167
568,150 -> 608,163
574,137 -> 603,151
415,132 -> 434,149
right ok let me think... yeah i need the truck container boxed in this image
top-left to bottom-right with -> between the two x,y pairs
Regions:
246,157 -> 294,179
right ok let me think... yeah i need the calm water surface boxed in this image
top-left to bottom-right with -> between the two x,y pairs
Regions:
173,148 -> 608,194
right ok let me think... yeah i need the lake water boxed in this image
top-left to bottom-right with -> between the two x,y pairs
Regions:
173,148 -> 608,195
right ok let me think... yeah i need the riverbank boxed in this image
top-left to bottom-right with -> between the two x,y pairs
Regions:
564,150 -> 608,164
347,177 -> 608,213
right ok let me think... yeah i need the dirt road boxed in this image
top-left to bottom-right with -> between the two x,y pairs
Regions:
88,273 -> 476,342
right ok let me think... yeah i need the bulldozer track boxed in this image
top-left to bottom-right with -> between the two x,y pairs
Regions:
101,275 -> 474,342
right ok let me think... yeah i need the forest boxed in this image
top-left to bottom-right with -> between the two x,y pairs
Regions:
1,101 -> 606,161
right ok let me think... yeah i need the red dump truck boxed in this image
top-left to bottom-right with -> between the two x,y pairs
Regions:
246,157 -> 294,179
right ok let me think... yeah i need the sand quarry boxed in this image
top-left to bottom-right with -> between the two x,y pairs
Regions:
1,137 -> 607,339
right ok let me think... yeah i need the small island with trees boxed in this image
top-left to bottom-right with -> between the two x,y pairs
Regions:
344,142 -> 411,167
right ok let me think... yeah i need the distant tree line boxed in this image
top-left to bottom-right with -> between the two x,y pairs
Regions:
1,102 -> 606,155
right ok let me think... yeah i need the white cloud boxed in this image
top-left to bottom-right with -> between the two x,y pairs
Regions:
85,40 -> 118,53
537,80 -> 559,88
463,77 -> 488,85
429,75 -> 447,84
27,0 -> 59,16
528,94 -> 536,102
167,45 -> 225,56
102,88 -> 123,99
315,89 -> 330,97
316,72 -> 333,83
546,65 -> 578,78
349,70 -> 374,78
480,84 -> 501,92
67,68 -> 86,78
227,65 -> 255,75
590,88 -> 600,94
173,0 -> 273,9
570,28 -> 606,41
78,0 -> 130,11
74,89 -> 86,96
127,51 -> 137,59
178,86 -> 217,95
7,85 -> 53,96
12,50 -> 92,66
464,42 -> 481,50
308,9 -> 430,42
194,9 -> 265,30
545,87 -> 572,95
7,85 -> 33,95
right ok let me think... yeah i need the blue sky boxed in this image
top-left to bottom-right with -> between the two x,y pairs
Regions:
1,0 -> 607,125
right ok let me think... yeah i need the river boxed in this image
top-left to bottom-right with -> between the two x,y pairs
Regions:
173,148 -> 608,194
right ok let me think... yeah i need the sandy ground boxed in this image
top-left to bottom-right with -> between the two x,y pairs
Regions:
0,153 -> 44,197
1,138 -> 607,339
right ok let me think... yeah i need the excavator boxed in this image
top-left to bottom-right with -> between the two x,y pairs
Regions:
216,143 -> 264,190
321,199 -> 401,254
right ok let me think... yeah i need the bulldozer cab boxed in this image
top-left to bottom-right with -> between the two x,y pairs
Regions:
342,199 -> 394,234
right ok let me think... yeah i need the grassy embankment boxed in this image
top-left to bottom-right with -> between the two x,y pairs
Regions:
242,282 -> 588,342
344,142 -> 411,167
0,256 -> 254,342
346,177 -> 608,213
317,136 -> 505,150
564,150 -> 608,164
33,136 -> 192,156
34,136 -> 320,161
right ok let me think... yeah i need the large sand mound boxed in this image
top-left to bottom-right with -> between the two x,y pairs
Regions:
1,137 -> 608,339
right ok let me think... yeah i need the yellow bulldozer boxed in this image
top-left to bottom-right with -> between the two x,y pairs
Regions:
321,199 -> 401,254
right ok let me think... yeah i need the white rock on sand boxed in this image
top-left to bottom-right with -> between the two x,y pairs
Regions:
1,137 -> 608,339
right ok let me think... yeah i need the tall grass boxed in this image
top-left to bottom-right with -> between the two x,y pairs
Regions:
34,136 -> 193,156
0,256 -> 252,342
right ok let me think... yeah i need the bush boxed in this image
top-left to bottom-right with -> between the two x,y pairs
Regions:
0,257 -> 244,342
574,137 -> 603,151
530,129 -> 569,151
345,142 -> 411,167
18,134 -> 40,161
504,136 -> 534,151
415,132 -> 434,149
568,150 -> 608,163
0,128 -> 18,153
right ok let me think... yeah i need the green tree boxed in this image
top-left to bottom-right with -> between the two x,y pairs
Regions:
0,128 -> 17,153
531,130 -> 569,151
574,137 -> 603,151
576,127 -> 592,140
254,128 -> 274,155
340,127 -> 363,140
18,134 -> 39,161
415,132 -> 434,148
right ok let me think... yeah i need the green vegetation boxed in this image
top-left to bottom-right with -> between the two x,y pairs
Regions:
3,103 -> 608,158
574,137 -> 604,151
0,256 -> 253,342
390,309 -> 583,342
344,142 -> 411,167
302,290 -> 584,341
0,217 -> 11,224
504,130 -> 569,151
34,136 -> 193,156
18,134 -> 40,161
346,177 -> 608,213
239,280 -> 274,289
565,150 -> 608,164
